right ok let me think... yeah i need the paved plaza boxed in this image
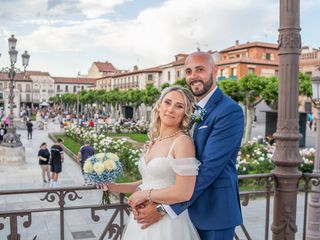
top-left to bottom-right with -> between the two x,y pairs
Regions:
0,121 -> 315,239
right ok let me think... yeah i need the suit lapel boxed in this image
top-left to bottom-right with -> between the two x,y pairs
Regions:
193,88 -> 224,139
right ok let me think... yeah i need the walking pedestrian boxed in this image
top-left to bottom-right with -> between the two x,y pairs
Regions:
50,138 -> 64,188
0,124 -> 7,143
77,140 -> 95,185
26,119 -> 33,140
38,142 -> 51,183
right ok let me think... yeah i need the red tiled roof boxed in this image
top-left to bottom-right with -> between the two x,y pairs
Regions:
53,77 -> 96,84
216,57 -> 279,66
0,72 -> 32,81
97,67 -> 162,79
26,70 -> 50,76
94,61 -> 117,72
220,42 -> 278,53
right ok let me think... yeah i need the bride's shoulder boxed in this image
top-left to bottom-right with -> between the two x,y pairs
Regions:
173,134 -> 195,158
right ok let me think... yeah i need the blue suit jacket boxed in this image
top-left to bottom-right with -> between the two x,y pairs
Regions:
170,88 -> 244,230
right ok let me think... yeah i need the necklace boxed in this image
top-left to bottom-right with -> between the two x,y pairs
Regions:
156,130 -> 182,142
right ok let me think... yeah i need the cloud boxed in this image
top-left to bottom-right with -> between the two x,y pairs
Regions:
6,0 -> 317,76
78,0 -> 132,18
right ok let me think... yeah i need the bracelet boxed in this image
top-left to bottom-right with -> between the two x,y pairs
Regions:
147,189 -> 153,202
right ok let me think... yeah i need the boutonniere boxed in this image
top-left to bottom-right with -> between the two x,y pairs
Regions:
191,107 -> 207,123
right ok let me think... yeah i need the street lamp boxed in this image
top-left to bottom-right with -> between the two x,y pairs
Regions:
307,66 -> 320,240
0,34 -> 30,147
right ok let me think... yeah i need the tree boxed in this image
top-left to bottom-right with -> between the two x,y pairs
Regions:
160,82 -> 171,90
219,74 -> 266,143
218,79 -> 243,103
173,78 -> 188,88
142,84 -> 161,107
260,72 -> 313,110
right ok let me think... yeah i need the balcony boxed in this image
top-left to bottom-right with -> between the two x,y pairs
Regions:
1,173 -> 319,239
229,75 -> 238,80
217,76 -> 226,81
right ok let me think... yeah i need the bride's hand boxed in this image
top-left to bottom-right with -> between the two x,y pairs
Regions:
128,190 -> 148,208
106,183 -> 119,192
96,183 -> 108,191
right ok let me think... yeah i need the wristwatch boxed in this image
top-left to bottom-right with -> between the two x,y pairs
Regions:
156,204 -> 167,215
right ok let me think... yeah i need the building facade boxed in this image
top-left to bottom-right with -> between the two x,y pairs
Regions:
87,61 -> 117,78
0,72 -> 33,117
96,66 -> 162,91
27,71 -> 55,107
299,46 -> 320,76
216,41 -> 279,81
53,77 -> 96,95
158,54 -> 188,87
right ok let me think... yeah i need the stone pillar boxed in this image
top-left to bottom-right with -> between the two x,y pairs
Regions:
306,106 -> 320,240
271,0 -> 302,239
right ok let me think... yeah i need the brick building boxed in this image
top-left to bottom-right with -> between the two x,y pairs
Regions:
216,41 -> 279,81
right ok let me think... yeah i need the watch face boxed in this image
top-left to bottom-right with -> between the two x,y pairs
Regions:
156,205 -> 166,215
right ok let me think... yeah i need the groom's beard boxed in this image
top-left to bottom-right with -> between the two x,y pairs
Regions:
190,75 -> 214,97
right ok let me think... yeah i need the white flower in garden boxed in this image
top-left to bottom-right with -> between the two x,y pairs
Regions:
83,160 -> 94,173
106,153 -> 119,162
267,153 -> 273,158
104,160 -> 117,170
93,162 -> 105,175
309,148 -> 316,154
259,157 -> 265,161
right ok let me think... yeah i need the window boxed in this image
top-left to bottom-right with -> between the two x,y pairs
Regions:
65,85 -> 69,92
17,84 -> 22,91
248,68 -> 255,74
73,86 -> 77,92
0,83 -> 3,90
26,94 -> 30,102
81,86 -> 84,90
148,74 -> 153,81
231,68 -> 237,76
26,84 -> 31,92
0,93 -> 3,100
168,71 -> 171,81
220,69 -> 224,77
263,53 -> 272,60
57,85 -> 60,91
176,71 -> 180,78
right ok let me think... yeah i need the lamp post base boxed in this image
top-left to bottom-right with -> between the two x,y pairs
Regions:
0,145 -> 25,165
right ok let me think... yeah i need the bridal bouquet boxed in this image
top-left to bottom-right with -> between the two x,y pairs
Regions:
83,152 -> 123,204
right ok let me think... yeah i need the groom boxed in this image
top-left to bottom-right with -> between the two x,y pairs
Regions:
134,52 -> 244,240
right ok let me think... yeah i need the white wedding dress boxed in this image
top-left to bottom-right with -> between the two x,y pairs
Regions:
122,138 -> 200,240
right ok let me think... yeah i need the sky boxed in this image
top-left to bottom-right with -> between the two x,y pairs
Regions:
0,0 -> 319,77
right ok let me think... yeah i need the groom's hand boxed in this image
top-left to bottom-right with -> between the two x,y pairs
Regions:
134,202 -> 163,229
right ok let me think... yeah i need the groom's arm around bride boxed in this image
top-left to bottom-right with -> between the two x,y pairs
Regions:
135,52 -> 244,240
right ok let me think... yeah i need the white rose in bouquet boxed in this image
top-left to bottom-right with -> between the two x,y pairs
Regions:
83,161 -> 94,173
104,160 -> 117,170
93,162 -> 105,175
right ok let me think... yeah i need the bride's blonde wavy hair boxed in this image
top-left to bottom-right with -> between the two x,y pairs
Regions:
147,86 -> 195,147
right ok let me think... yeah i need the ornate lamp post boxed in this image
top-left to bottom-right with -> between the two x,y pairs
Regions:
0,34 -> 30,147
306,66 -> 320,240
271,0 -> 302,239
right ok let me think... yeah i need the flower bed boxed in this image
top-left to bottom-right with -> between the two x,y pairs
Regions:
65,126 -> 316,181
237,137 -> 315,174
65,125 -> 142,179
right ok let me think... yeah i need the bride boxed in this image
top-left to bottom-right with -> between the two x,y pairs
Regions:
104,86 -> 200,240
